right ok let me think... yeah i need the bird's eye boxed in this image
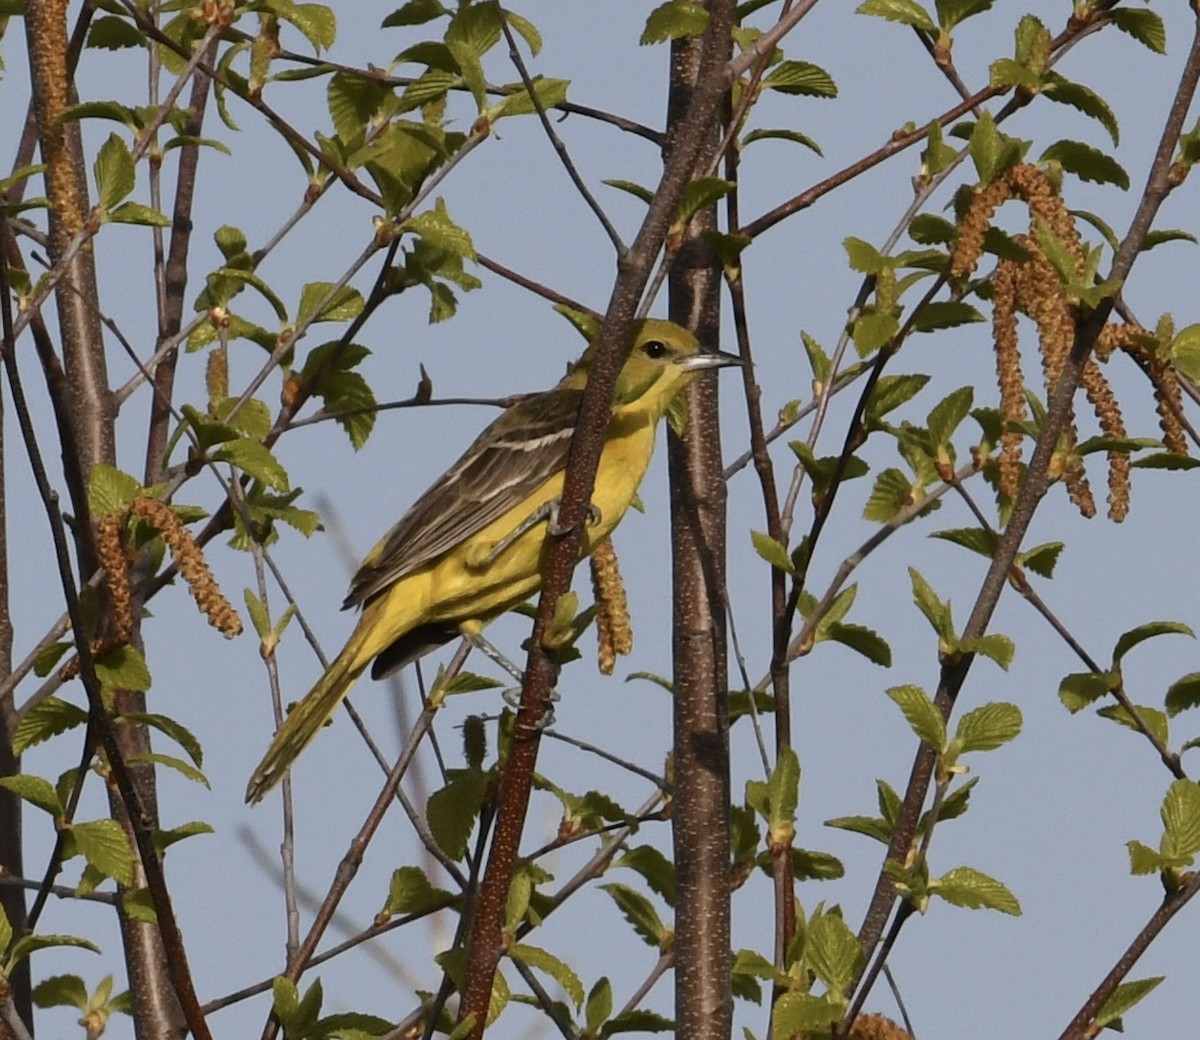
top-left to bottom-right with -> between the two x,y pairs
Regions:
643,340 -> 667,359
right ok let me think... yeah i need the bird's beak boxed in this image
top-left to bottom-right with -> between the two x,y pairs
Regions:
676,349 -> 745,372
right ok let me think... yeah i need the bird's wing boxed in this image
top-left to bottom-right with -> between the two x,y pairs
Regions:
343,387 -> 585,609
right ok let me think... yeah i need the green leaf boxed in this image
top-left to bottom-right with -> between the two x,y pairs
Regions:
855,0 -> 935,32
772,993 -> 843,1034
382,1 -> 447,28
509,943 -> 585,1008
616,845 -> 677,906
108,202 -> 171,227
601,1009 -> 675,1036
127,753 -> 209,788
1113,621 -> 1194,665
1096,704 -> 1169,747
740,128 -> 822,156
602,179 -> 655,205
805,910 -> 861,994
959,633 -> 1014,670
989,58 -> 1040,93
844,236 -> 890,275
268,0 -> 337,51
930,526 -> 996,558
7,934 -> 100,965
909,567 -> 953,640
750,530 -> 794,574
0,775 -> 63,816
887,685 -> 946,750
640,1 -> 710,45
1041,73 -> 1119,147
384,866 -> 455,916
677,177 -> 733,226
1094,977 -> 1164,1031
491,76 -> 570,120
89,463 -> 142,517
1127,839 -> 1164,875
93,644 -> 152,693
969,110 -> 1004,183
155,820 -> 214,855
1160,778 -> 1200,860
762,61 -> 837,99
909,214 -> 957,246
955,702 -> 1022,753
427,770 -> 488,861
31,974 -> 90,1010
1165,673 -> 1200,717
1058,671 -> 1118,712
70,819 -> 135,885
935,0 -> 993,32
867,373 -> 930,421
1141,229 -> 1198,251
912,302 -> 984,333
927,386 -> 974,447
93,133 -> 135,210
863,468 -> 915,522
767,747 -> 800,838
12,697 -> 89,755
1109,8 -> 1166,54
1018,541 -> 1063,579
300,341 -> 377,450
296,282 -> 364,326
822,623 -> 892,667
212,438 -> 290,491
87,16 -> 146,50
921,120 -> 957,176
118,712 -> 203,767
852,309 -> 899,356
599,883 -> 667,947
586,977 -> 613,1035
1040,140 -> 1130,190
403,198 -> 476,258
932,866 -> 1021,914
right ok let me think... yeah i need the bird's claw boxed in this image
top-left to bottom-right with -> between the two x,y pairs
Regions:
501,685 -> 560,728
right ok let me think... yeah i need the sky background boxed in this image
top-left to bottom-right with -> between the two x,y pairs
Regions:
5,1 -> 1200,1038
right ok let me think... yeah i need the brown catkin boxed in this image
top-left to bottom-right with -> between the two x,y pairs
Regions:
1012,236 -> 1074,395
589,538 -> 632,676
1007,163 -> 1085,277
206,346 -> 229,406
991,258 -> 1026,501
97,513 -> 134,645
850,1012 -> 913,1040
1080,358 -> 1130,521
1061,443 -> 1096,519
130,496 -> 243,638
949,177 -> 1013,278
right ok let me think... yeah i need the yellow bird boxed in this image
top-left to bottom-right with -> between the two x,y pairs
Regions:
246,319 -> 740,803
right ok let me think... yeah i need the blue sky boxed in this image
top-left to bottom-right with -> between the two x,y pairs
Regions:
5,2 -> 1200,1037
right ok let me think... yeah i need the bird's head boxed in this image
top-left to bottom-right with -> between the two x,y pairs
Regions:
564,318 -> 742,411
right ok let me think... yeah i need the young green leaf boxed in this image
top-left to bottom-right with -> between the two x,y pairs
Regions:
954,702 -> 1022,753
1041,140 -> 1130,190
599,883 -> 668,948
1112,621 -> 1194,666
93,133 -> 135,211
1093,977 -> 1164,1032
887,685 -> 946,750
855,0 -> 935,32
931,866 -> 1021,914
762,61 -> 837,98
509,943 -> 585,1008
640,0 -> 710,44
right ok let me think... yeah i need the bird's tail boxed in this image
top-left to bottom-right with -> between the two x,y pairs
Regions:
245,615 -> 378,804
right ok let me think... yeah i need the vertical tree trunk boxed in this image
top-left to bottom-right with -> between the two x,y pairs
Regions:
666,9 -> 734,1038
24,4 -> 183,1036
